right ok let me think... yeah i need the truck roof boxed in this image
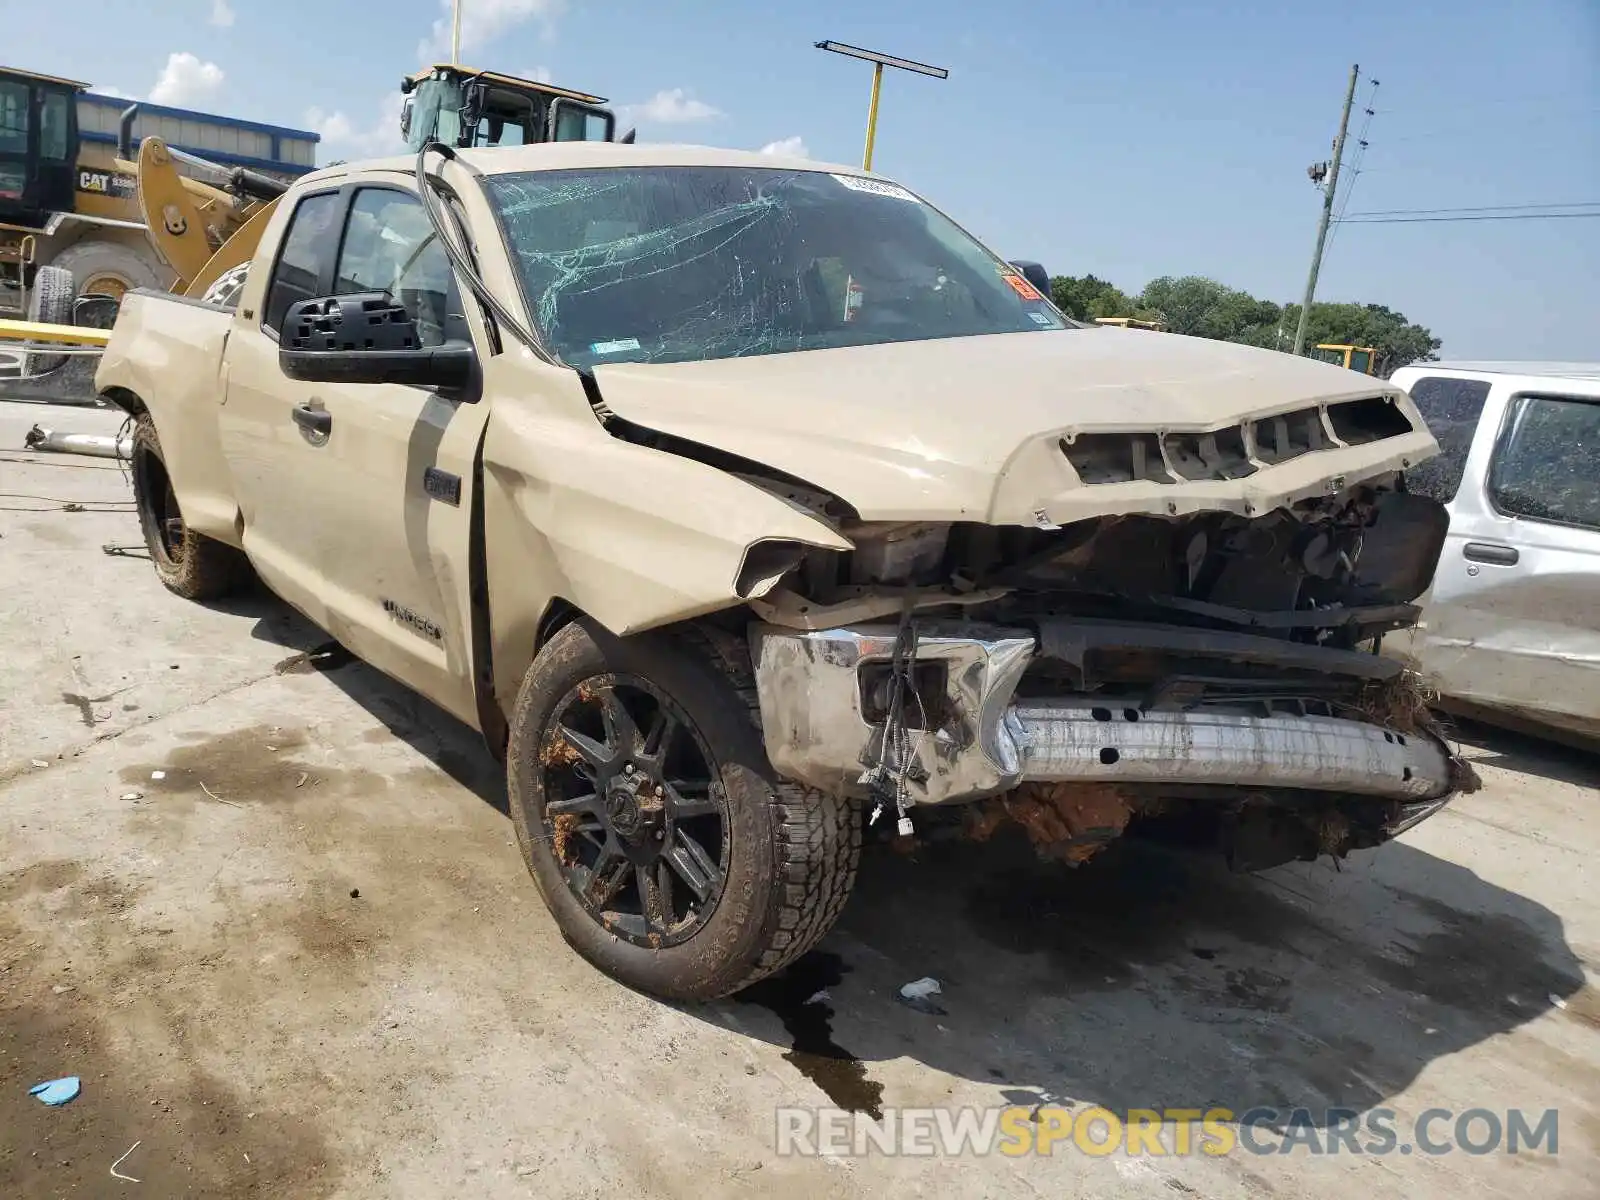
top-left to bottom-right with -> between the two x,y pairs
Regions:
300,141 -> 861,185
0,64 -> 89,89
407,64 -> 608,105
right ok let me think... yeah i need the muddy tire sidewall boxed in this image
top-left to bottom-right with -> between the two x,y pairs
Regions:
507,621 -> 785,1000
131,414 -> 248,601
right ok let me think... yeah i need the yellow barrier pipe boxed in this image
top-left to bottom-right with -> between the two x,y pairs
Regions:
0,319 -> 111,347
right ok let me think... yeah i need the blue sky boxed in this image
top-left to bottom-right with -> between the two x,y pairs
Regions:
14,0 -> 1599,359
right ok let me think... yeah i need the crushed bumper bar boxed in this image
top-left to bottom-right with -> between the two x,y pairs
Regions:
750,624 -> 1455,809
1007,702 -> 1450,797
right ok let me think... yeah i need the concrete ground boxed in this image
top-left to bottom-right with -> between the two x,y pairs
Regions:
1,398 -> 1596,1198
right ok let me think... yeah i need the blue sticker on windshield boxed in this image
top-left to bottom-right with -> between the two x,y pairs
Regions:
591,338 -> 641,354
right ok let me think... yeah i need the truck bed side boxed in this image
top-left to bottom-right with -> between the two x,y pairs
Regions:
96,291 -> 241,546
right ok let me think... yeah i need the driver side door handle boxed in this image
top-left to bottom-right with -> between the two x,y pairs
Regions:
292,402 -> 332,437
1463,541 -> 1518,566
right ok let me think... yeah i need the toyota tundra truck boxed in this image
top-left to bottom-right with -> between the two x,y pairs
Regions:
95,141 -> 1474,1001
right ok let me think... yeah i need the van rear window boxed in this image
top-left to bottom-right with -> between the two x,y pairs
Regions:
1405,376 -> 1491,503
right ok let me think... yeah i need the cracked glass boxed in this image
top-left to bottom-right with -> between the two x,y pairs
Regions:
484,166 -> 1071,367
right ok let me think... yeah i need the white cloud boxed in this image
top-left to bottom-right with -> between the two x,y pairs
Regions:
521,65 -> 554,84
623,88 -> 722,125
759,136 -> 809,158
94,84 -> 136,100
419,0 -> 566,60
148,52 -> 225,106
209,0 -> 235,27
305,92 -> 407,163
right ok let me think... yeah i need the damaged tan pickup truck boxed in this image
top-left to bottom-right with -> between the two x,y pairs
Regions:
96,141 -> 1475,1000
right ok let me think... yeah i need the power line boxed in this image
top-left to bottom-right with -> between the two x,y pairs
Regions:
1342,200 -> 1600,217
1326,78 -> 1381,257
1335,211 -> 1600,225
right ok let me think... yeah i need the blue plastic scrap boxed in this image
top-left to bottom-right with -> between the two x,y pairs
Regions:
29,1076 -> 81,1106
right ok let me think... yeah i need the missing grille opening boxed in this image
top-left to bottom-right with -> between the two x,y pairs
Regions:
1059,432 -> 1171,484
1162,426 -> 1257,481
1250,406 -> 1327,465
1328,396 -> 1414,445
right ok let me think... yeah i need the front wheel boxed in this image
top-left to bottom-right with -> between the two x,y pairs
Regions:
507,620 -> 860,1000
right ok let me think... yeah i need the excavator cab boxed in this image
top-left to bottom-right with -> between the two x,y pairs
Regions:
400,65 -> 619,153
0,66 -> 82,229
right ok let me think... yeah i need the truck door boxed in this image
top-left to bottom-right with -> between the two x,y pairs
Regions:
220,182 -> 492,725
1414,376 -> 1600,736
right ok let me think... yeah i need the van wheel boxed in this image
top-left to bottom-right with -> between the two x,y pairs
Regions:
507,620 -> 861,1001
131,414 -> 251,600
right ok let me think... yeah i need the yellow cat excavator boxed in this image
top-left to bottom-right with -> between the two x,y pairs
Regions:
3,63 -> 618,390
128,64 -> 620,306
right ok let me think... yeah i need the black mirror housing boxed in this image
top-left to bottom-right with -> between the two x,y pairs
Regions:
278,293 -> 475,390
1009,260 -> 1052,298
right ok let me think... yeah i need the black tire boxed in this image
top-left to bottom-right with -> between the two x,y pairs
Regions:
48,239 -> 165,300
507,620 -> 860,1001
130,413 -> 251,601
23,265 -> 74,375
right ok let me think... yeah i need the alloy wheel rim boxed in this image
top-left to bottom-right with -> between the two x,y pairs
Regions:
539,674 -> 730,948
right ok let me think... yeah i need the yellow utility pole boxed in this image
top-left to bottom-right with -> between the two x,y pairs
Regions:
862,63 -> 885,171
814,41 -> 948,172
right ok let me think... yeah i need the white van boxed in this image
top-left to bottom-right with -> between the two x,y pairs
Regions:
1389,361 -> 1600,744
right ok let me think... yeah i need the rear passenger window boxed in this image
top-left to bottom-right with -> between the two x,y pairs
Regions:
263,191 -> 340,336
1404,376 -> 1491,503
1489,395 -> 1600,531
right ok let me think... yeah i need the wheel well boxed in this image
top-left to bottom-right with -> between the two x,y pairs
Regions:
99,386 -> 146,416
536,599 -> 582,656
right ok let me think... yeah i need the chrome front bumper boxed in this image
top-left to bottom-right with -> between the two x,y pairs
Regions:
750,624 -> 1455,808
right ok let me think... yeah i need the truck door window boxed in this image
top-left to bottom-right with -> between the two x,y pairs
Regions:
0,81 -> 27,156
1488,395 -> 1600,531
1404,375 -> 1491,503
333,189 -> 453,347
263,191 -> 340,335
39,92 -> 70,161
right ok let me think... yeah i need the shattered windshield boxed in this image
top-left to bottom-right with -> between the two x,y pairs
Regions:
484,166 -> 1071,367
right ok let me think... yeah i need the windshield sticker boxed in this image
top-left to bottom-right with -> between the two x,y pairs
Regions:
590,338 -> 642,355
1002,273 -> 1044,301
1028,311 -> 1054,326
830,174 -> 920,203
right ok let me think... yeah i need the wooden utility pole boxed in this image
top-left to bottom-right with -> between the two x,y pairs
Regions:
1292,64 -> 1360,356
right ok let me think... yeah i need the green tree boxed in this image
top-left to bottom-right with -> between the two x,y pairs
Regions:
1138,276 -> 1281,340
1049,274 -> 1137,321
1274,301 -> 1441,376
1046,270 -> 1441,373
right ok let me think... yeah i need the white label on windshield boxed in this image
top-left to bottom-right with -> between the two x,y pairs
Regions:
831,174 -> 920,202
591,338 -> 641,354
1028,311 -> 1054,326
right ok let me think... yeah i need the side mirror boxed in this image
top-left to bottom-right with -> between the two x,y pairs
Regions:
278,294 -> 475,391
1009,260 -> 1052,297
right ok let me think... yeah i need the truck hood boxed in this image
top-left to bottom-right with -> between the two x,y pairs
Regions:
591,329 -> 1439,525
